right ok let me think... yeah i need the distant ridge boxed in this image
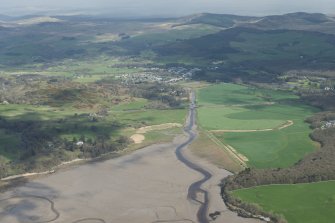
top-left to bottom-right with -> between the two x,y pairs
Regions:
178,13 -> 258,28
1,12 -> 335,32
175,12 -> 335,34
243,12 -> 334,29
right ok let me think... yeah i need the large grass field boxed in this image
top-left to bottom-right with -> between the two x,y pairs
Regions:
198,106 -> 285,130
197,83 -> 318,168
198,83 -> 297,106
197,83 -> 299,130
232,181 -> 335,223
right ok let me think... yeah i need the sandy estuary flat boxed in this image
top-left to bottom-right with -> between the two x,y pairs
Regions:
0,136 -> 261,223
0,95 -> 261,223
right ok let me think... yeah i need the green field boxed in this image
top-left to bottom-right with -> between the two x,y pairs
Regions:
214,103 -> 317,168
198,83 -> 297,106
197,83 -> 299,130
232,181 -> 335,223
198,106 -> 285,130
111,108 -> 186,127
197,83 -> 318,168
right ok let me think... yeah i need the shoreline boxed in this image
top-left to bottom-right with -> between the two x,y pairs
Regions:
0,92 -> 262,223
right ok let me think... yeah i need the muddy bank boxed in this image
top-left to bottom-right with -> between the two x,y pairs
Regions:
0,94 -> 261,223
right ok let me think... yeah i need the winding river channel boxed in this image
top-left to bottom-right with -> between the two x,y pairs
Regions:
0,93 -> 261,223
175,92 -> 212,223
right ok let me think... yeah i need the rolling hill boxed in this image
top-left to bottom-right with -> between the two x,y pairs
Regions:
154,27 -> 335,82
177,13 -> 258,28
176,12 -> 335,34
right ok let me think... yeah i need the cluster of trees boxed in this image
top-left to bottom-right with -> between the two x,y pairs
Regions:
301,92 -> 335,110
0,115 -> 131,178
0,74 -> 124,109
223,113 -> 335,190
129,83 -> 186,108
221,112 -> 335,222
0,118 -> 55,158
65,134 -> 131,158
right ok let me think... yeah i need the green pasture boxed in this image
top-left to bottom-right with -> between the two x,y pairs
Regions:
0,104 -> 93,121
216,127 -> 315,168
216,103 -> 316,168
197,83 -> 303,131
197,83 -> 318,168
232,181 -> 335,223
110,108 -> 187,127
197,83 -> 297,106
198,106 -> 285,130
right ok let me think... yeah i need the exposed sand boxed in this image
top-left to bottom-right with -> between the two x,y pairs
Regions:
0,93 -> 262,223
130,134 -> 145,144
278,120 -> 294,130
0,134 -> 261,223
130,123 -> 183,144
210,120 -> 294,133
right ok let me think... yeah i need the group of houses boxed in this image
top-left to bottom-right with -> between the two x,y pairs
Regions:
321,120 -> 335,130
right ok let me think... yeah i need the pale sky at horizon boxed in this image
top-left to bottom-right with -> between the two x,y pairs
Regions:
1,0 -> 335,17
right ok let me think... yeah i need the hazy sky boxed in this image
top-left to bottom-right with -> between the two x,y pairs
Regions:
1,0 -> 335,17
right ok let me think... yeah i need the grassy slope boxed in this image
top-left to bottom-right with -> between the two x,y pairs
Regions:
232,181 -> 335,223
197,83 -> 317,168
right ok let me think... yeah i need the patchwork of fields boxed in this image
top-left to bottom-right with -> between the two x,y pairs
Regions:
197,83 -> 318,168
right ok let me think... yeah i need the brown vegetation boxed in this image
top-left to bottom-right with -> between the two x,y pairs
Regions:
190,131 -> 244,173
